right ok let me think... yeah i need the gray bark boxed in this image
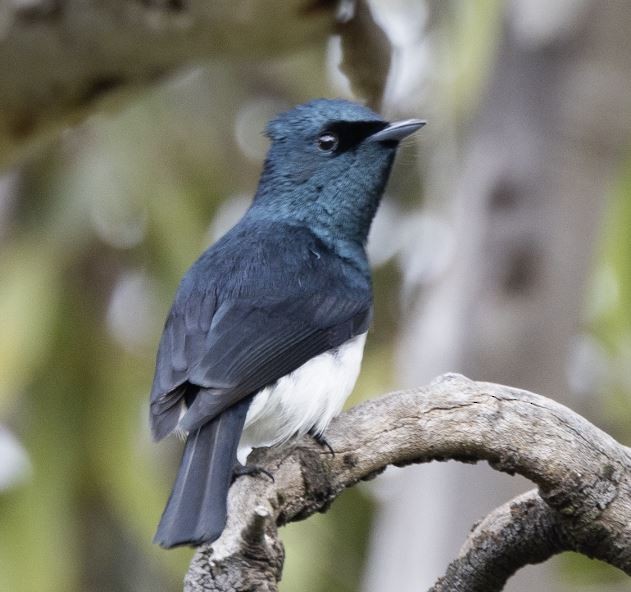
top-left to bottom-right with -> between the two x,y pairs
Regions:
183,374 -> 631,592
0,0 -> 393,170
0,0 -> 338,168
366,1 -> 631,590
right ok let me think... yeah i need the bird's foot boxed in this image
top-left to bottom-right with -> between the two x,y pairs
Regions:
309,429 -> 335,456
232,462 -> 274,483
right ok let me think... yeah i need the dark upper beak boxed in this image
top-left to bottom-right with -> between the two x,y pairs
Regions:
368,119 -> 426,143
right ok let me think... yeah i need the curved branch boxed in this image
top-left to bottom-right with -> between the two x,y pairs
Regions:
0,0 -> 393,170
184,373 -> 631,591
431,490 -> 566,592
0,0 -> 338,168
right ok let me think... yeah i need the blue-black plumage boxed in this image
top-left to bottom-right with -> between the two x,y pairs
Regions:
150,98 -> 425,548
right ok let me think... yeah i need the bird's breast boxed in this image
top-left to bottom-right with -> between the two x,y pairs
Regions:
236,332 -> 367,464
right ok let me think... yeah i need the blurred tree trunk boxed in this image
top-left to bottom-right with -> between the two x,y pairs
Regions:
364,1 -> 631,590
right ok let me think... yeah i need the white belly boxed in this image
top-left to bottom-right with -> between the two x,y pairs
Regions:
237,333 -> 367,464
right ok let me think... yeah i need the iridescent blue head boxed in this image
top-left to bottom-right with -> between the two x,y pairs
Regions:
249,98 -> 425,246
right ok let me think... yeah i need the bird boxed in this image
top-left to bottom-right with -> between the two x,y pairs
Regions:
149,98 -> 425,549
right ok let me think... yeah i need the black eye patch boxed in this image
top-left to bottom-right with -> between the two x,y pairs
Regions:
319,120 -> 389,153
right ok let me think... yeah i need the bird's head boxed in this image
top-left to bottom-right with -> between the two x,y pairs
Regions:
250,98 -> 425,246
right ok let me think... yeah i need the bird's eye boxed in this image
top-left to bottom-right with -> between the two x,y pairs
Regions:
317,132 -> 339,153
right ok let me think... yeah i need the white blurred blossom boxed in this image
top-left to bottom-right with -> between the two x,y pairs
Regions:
397,212 -> 455,296
566,334 -> 609,401
206,193 -> 251,244
106,271 -> 160,352
235,98 -> 287,162
0,426 -> 31,491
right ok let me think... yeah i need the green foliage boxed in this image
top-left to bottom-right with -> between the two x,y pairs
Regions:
589,151 -> 631,438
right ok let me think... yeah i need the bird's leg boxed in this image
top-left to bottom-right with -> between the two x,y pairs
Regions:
309,428 -> 335,456
232,461 -> 274,483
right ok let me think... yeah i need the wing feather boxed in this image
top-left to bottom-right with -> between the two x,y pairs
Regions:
149,225 -> 372,440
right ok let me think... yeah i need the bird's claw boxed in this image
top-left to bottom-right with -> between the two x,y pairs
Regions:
310,430 -> 335,456
232,463 -> 274,483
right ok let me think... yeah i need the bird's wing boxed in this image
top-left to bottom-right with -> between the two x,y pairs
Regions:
150,290 -> 371,439
149,286 -> 217,436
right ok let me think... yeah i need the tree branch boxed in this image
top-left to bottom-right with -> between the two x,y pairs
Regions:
0,0 -> 393,170
0,0 -> 339,169
184,374 -> 631,591
431,490 -> 566,592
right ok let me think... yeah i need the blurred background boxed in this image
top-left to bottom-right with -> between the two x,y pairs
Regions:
1,0 -> 631,590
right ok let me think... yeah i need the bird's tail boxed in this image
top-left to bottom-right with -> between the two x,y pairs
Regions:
154,397 -> 250,548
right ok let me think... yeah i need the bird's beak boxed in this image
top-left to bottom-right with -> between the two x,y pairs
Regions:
368,119 -> 426,143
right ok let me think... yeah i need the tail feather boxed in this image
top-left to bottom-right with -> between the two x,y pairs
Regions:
154,397 -> 251,548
